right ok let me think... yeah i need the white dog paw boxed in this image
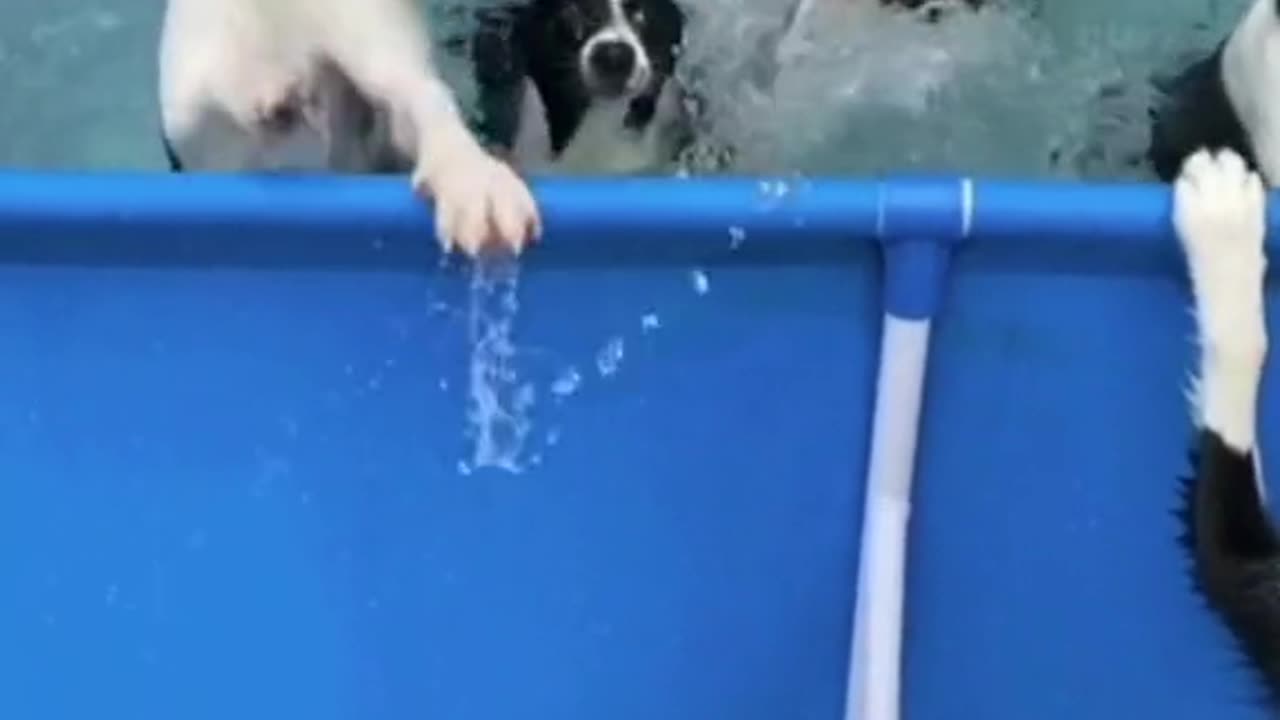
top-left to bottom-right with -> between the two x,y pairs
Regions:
1175,148 -> 1267,296
1176,147 -> 1269,383
1176,147 -> 1271,451
414,148 -> 541,258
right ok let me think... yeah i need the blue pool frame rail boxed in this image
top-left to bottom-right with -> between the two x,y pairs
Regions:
0,172 -> 1226,244
0,170 -> 1268,720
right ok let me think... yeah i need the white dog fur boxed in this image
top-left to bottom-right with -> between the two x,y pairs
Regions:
1222,0 -> 1280,184
158,0 -> 541,257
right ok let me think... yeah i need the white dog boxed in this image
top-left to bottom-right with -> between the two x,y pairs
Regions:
158,0 -> 541,257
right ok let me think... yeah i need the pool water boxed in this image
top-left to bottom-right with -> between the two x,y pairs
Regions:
0,0 -> 1248,177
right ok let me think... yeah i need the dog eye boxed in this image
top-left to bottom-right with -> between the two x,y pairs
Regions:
622,0 -> 645,24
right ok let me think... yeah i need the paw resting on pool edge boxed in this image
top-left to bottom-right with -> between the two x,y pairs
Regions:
413,144 -> 542,258
1174,147 -> 1267,306
1174,147 -> 1268,448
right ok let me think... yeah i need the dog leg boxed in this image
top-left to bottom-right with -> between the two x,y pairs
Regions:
408,87 -> 542,257
1174,146 -> 1280,700
320,1 -> 541,257
1176,147 -> 1269,454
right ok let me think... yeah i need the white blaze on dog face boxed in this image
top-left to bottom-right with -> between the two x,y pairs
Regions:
580,0 -> 653,97
522,0 -> 684,103
511,0 -> 686,166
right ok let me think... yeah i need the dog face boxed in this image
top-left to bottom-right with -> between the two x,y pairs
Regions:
525,0 -> 684,101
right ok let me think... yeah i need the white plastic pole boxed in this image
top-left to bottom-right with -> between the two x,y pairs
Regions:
845,314 -> 933,720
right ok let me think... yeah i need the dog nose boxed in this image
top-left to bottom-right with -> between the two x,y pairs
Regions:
589,40 -> 636,80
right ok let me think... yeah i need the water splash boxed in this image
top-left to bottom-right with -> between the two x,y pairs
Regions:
465,258 -> 536,473
551,366 -> 583,398
728,226 -> 747,250
690,269 -> 711,295
676,0 -> 1238,179
456,261 -> 660,470
596,337 -> 625,378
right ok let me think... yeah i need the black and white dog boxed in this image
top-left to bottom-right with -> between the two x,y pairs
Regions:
1154,0 -> 1280,704
464,0 -> 987,176
158,0 -> 540,257
1148,0 -> 1280,186
469,0 -> 700,174
1174,146 -> 1279,703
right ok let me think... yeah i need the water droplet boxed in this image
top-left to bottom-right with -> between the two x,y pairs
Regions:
551,367 -> 582,397
728,226 -> 746,249
597,338 -> 625,377
690,269 -> 710,295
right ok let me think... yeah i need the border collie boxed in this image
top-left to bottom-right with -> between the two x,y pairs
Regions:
1174,146 -> 1279,703
465,0 -> 986,175
1150,0 -> 1280,701
469,0 -> 701,174
1151,1 -> 1280,702
158,0 -> 540,257
1148,0 -> 1280,186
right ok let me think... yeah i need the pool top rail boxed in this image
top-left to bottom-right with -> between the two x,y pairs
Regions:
0,171 -> 1230,242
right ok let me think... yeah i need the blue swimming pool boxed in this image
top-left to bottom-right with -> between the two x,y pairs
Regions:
0,1 -> 1274,719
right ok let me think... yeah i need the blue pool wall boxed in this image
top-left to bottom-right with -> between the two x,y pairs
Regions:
0,172 -> 1274,719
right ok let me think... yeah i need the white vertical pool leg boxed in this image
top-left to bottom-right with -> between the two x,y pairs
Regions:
844,177 -> 969,720
845,315 -> 932,720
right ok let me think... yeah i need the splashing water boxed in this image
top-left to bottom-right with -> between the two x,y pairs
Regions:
551,366 -> 584,398
465,258 -> 536,473
596,337 -> 626,378
677,0 -> 1244,178
0,0 -> 1253,177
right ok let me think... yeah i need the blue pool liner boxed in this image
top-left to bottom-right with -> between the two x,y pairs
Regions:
0,170 -> 1271,720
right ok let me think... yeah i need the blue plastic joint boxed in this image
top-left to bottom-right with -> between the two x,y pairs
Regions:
876,177 -> 971,321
